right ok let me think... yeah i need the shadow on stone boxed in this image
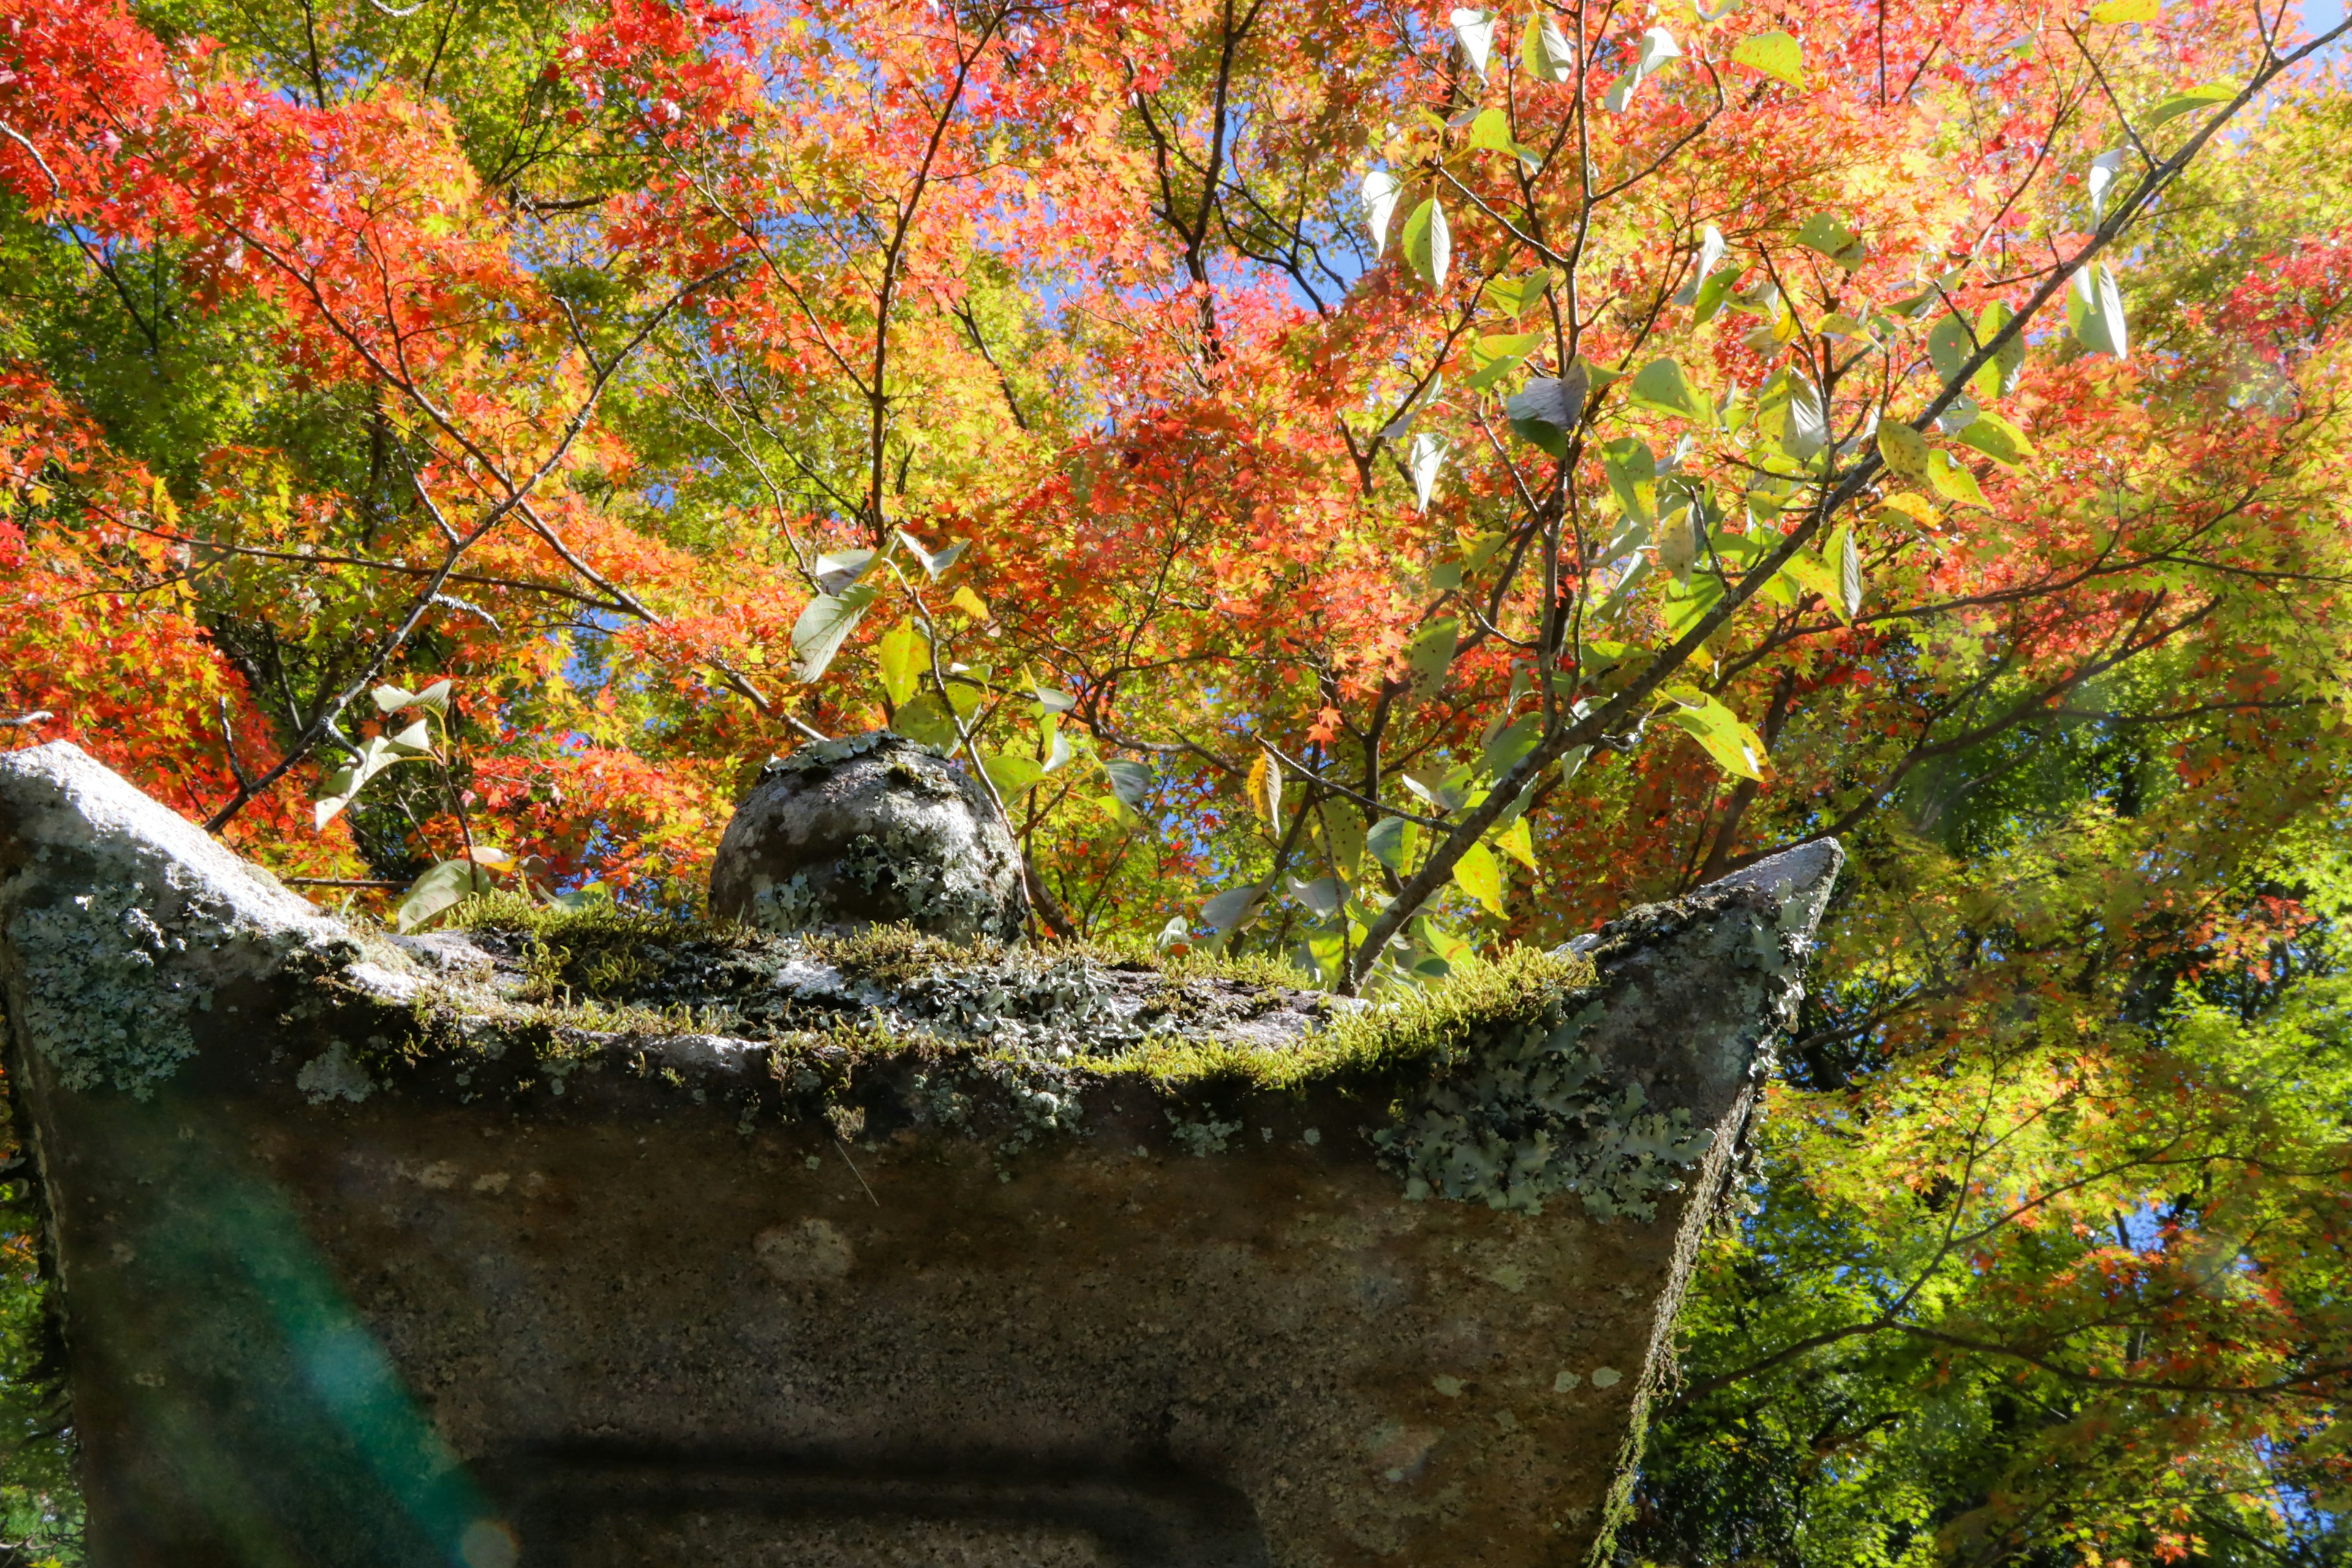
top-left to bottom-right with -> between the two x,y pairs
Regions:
490,1447 -> 1270,1567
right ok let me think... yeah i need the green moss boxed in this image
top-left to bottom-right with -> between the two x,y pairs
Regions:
812,924 -> 1018,987
445,896 -> 760,1007
393,905 -> 1755,1226
1099,946 -> 1596,1092
1156,948 -> 1305,989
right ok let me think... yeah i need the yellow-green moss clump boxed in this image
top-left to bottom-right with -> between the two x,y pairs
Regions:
430,897 -> 1358,1068
407,896 -> 1742,1222
1101,946 -> 1597,1090
423,895 -> 1605,1087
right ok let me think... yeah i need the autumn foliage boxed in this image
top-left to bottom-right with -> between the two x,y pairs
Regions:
6,0 -> 2352,1557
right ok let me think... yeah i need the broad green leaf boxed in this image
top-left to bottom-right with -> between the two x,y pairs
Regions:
1039,718 -> 1073,774
1602,443 -> 1656,527
1367,815 -> 1415,871
1657,506 -> 1701,579
1201,884 -> 1263,934
940,669 -> 986,719
1483,714 -> 1543,780
891,692 -> 962,751
1401,198 -> 1450,289
1741,306 -> 1801,355
1468,330 -> 1547,391
1706,525 -> 1771,570
2086,146 -> 2128,226
1289,873 -> 1343,918
1401,764 -> 1471,813
981,750 -> 1046,801
1408,432 -> 1447,511
2089,0 -> 2158,20
1732,30 -> 1804,89
1496,815 -> 1537,871
1300,930 -> 1345,983
1958,410 -> 2037,468
1030,675 -> 1077,714
2146,81 -> 2233,126
397,858 -> 492,933
894,530 -> 968,581
313,732 -> 432,830
1662,566 -> 1724,638
1506,368 -> 1589,456
1928,448 -> 1988,507
1928,312 -> 1976,387
813,548 -> 880,594
1605,24 -> 1680,110
1693,265 -> 1741,325
1450,6 -> 1498,74
1825,524 -> 1864,619
790,582 -> 878,682
1319,802 -> 1366,876
1662,688 -> 1768,781
1628,357 -> 1711,423
2067,261 -> 2130,360
1422,919 -> 1475,970
1973,301 -> 2025,399
1452,841 -> 1509,919
1402,617 -> 1458,706
1781,549 -> 1841,609
1363,170 -> 1402,255
877,619 -> 927,707
1521,13 -> 1576,81
1104,758 -> 1155,812
1466,107 -> 1542,169
1773,372 -> 1827,461
1248,749 -> 1283,823
372,678 -> 450,715
1878,422 -> 1931,481
1691,223 -> 1727,285
1483,270 -> 1553,319
548,881 -> 609,913
1795,212 -> 1858,257
1877,491 -> 1940,530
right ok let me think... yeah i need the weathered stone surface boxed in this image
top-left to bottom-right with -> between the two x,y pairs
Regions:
708,732 -> 1028,942
0,741 -> 1841,1568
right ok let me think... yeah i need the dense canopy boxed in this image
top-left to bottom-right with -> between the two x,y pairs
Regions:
4,0 -> 2352,1559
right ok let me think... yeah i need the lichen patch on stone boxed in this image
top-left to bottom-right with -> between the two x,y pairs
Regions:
296,1041 -> 377,1104
12,883 -> 203,1098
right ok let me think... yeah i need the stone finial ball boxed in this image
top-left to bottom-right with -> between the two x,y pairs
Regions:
707,733 -> 1029,943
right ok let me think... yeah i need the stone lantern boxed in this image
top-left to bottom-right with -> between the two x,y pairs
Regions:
0,738 -> 1838,1567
